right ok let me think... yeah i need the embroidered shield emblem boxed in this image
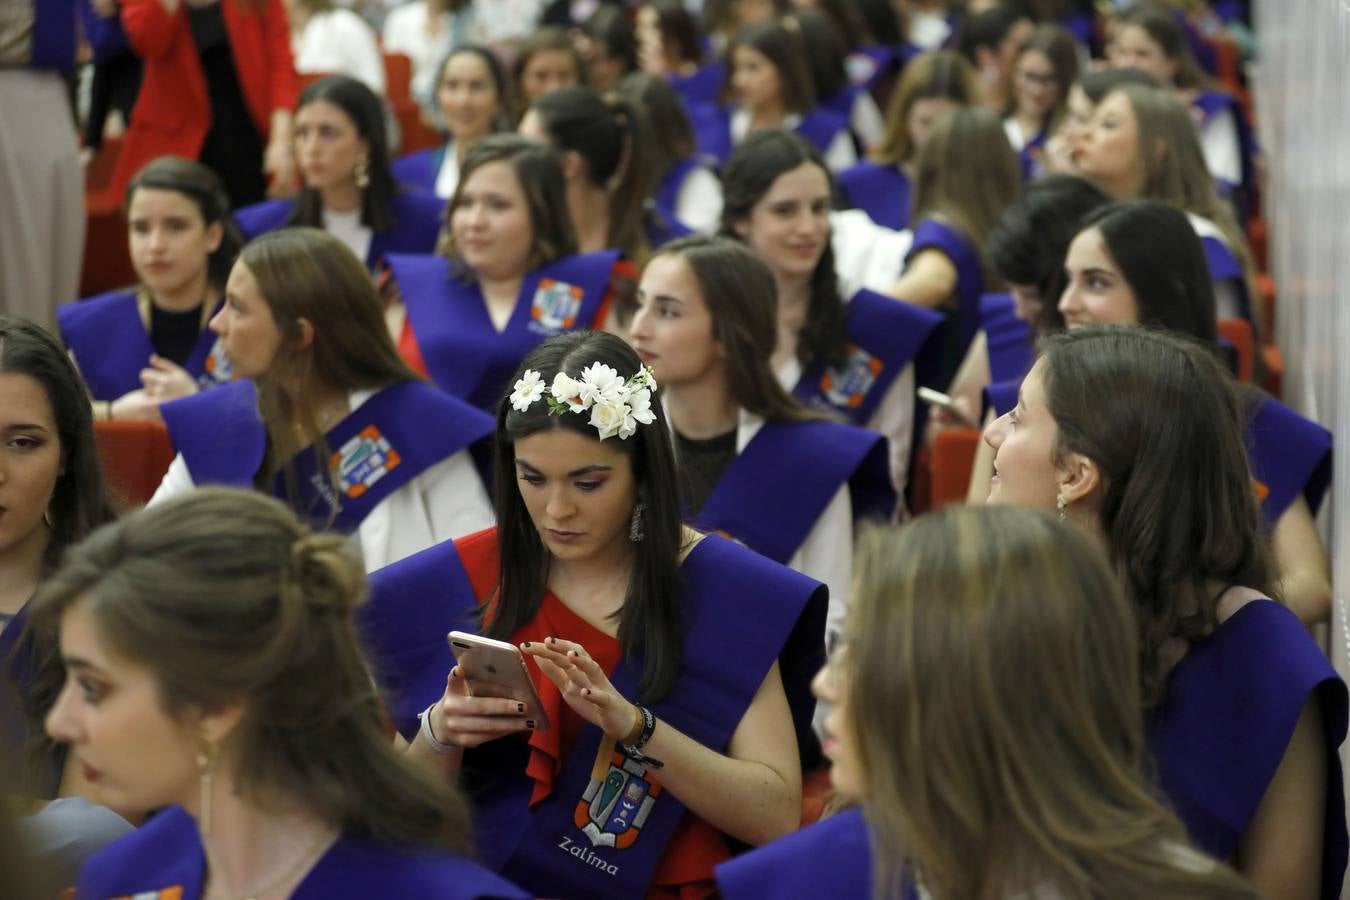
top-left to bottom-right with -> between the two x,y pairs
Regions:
573,744 -> 661,849
530,278 -> 585,333
199,339 -> 233,386
331,426 -> 401,499
820,346 -> 883,410
113,888 -> 184,900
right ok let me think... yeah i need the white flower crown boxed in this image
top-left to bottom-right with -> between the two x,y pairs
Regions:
509,362 -> 659,441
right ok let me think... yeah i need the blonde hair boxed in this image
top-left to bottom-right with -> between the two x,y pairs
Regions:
847,506 -> 1259,900
874,50 -> 980,166
910,107 -> 1021,282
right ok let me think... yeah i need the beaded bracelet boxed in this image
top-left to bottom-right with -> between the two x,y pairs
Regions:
621,704 -> 663,769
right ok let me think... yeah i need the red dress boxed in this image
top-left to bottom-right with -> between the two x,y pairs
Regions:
456,527 -> 727,899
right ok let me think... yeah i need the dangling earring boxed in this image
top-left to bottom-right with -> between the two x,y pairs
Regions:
629,502 -> 646,542
43,506 -> 55,530
354,153 -> 370,190
196,735 -> 217,837
1055,494 -> 1068,522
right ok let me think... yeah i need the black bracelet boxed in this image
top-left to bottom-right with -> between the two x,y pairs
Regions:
621,704 -> 663,769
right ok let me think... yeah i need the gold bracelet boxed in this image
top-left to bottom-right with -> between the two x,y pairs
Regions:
622,703 -> 644,746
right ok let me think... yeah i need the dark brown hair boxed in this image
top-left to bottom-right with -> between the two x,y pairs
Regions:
724,19 -> 817,114
874,50 -> 980,166
125,155 -> 243,289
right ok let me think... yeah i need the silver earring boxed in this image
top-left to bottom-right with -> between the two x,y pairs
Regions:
629,502 -> 645,542
1055,494 -> 1068,522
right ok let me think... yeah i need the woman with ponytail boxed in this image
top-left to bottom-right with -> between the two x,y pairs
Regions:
38,488 -> 527,899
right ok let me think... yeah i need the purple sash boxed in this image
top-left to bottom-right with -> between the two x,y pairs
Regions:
75,804 -> 530,899
693,420 -> 895,564
58,290 -> 231,401
793,288 -> 945,426
1149,600 -> 1347,896
0,604 -> 33,754
391,144 -> 449,196
275,380 -> 493,535
795,107 -> 852,157
1192,89 -> 1257,213
979,292 -> 1034,386
393,250 -> 619,410
1246,395 -> 1333,523
717,807 -> 902,900
233,189 -> 443,270
983,378 -> 1019,419
654,157 -> 699,216
160,379 -> 266,488
359,541 -> 482,737
465,536 -> 826,898
669,62 -> 724,109
1059,11 -> 1096,48
1199,234 -> 1254,326
689,104 -> 734,165
645,205 -> 694,251
906,218 -> 985,376
846,45 -> 897,92
33,0 -> 76,70
837,161 -> 911,231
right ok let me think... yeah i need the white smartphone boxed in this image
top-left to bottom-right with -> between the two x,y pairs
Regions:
917,386 -> 977,427
447,631 -> 551,731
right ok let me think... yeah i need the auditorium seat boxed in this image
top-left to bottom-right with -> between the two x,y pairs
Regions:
930,428 -> 981,509
1217,317 -> 1255,383
79,196 -> 136,298
95,420 -> 175,510
383,52 -> 412,104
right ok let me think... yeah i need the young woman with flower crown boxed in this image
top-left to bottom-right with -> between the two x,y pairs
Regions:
358,329 -> 827,899
386,134 -> 635,412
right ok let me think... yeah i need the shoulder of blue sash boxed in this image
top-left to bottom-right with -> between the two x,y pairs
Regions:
390,188 -> 447,227
388,252 -> 454,298
360,539 -> 482,737
313,833 -> 530,898
76,805 -> 201,897
1247,395 -> 1334,519
714,807 -> 875,899
982,378 -> 1020,420
907,217 -> 976,269
160,379 -> 265,487
391,147 -> 441,191
58,288 -> 138,332
768,418 -> 896,520
233,197 -> 297,240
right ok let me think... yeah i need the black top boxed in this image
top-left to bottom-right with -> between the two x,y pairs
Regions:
673,427 -> 737,517
187,0 -> 266,208
149,303 -> 204,367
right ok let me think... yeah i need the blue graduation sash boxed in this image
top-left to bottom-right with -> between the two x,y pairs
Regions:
979,292 -> 1034,386
75,804 -> 531,899
716,807 -> 895,900
654,157 -> 700,216
1246,395 -> 1333,524
233,189 -> 443,270
159,379 -> 267,488
462,536 -> 826,898
1199,234 -> 1254,326
393,250 -> 620,410
793,288 -> 945,426
32,0 -> 77,71
161,380 -> 492,534
668,63 -> 725,109
688,105 -> 849,166
391,144 -> 449,196
1149,600 -> 1347,897
906,218 -> 985,377
58,290 -> 232,401
275,380 -> 494,534
1060,11 -> 1096,48
0,604 -> 33,755
837,161 -> 911,230
692,419 -> 895,564
645,205 -> 694,251
794,107 -> 852,157
983,378 -> 1019,420
846,45 -> 897,92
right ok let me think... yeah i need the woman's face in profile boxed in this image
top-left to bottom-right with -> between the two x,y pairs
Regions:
0,371 -> 63,562
812,644 -> 862,800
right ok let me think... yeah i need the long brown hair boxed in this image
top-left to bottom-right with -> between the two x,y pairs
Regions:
874,50 -> 980,166
29,488 -> 475,852
238,229 -> 420,496
848,506 -> 1259,900
1039,327 -> 1275,707
1003,24 -> 1080,134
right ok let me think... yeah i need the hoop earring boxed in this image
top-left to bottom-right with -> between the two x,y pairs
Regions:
629,502 -> 645,542
1055,494 -> 1068,522
354,153 -> 370,190
196,736 -> 218,838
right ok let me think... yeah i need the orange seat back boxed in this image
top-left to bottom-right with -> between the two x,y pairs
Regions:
930,428 -> 981,509
1217,317 -> 1255,383
80,196 -> 136,298
383,53 -> 413,104
95,420 -> 175,510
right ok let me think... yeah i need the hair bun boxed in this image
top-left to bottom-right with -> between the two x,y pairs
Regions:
286,533 -> 364,615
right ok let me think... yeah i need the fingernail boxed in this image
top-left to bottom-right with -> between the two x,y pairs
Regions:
546,637 -> 556,644
526,719 -> 537,729
582,688 -> 591,696
520,641 -> 531,648
568,650 -> 577,657
517,702 -> 525,713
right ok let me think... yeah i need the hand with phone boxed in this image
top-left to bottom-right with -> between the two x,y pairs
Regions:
523,637 -> 639,743
426,633 -> 544,749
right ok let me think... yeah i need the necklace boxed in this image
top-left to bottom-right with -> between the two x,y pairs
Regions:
202,828 -> 336,900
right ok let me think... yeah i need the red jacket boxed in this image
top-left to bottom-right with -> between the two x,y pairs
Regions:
110,0 -> 297,198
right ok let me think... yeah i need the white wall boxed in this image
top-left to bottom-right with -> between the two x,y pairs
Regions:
1254,4 -> 1350,895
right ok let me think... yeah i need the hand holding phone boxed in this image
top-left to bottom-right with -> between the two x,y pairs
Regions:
448,632 -> 551,731
918,386 -> 978,428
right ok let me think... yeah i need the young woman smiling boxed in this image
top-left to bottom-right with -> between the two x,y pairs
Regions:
393,46 -> 511,199
59,156 -> 243,422
36,489 -> 527,900
150,228 -> 494,573
387,134 -> 634,411
361,330 -> 827,898
233,75 -> 444,273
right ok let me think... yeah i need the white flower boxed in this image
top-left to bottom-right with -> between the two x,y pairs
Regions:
620,388 -> 655,439
509,370 -> 546,412
589,397 -> 629,440
640,364 -> 658,393
579,362 -> 625,406
550,372 -> 587,413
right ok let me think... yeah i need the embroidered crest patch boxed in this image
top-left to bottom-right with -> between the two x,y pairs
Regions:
820,346 -> 883,410
200,339 -> 233,386
529,278 -> 585,333
573,743 -> 661,849
331,426 -> 401,499
113,888 -> 184,900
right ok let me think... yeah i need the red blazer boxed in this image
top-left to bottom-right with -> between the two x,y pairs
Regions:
110,0 -> 297,198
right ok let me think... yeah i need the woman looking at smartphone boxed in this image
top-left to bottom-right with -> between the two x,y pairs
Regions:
363,330 -> 827,898
37,489 -> 528,900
